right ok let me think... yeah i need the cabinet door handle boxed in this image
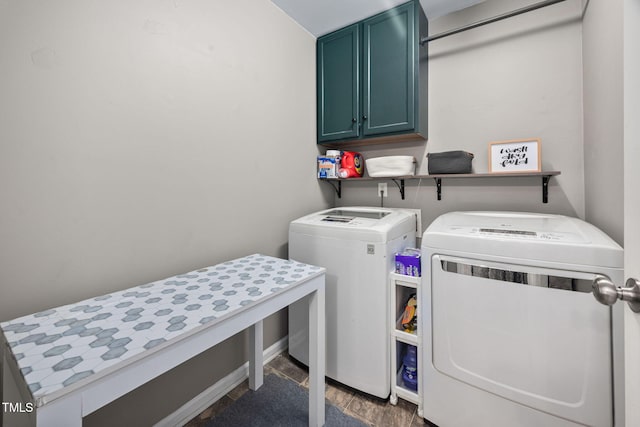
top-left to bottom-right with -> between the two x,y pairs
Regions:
352,118 -> 357,123
362,115 -> 368,121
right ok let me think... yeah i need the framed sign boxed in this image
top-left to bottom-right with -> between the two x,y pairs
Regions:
489,138 -> 541,173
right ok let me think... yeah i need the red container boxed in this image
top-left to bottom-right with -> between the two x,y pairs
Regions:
339,151 -> 364,177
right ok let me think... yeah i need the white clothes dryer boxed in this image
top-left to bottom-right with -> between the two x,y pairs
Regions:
421,211 -> 624,427
289,207 -> 417,398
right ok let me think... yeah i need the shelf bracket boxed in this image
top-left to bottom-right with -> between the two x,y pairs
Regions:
434,178 -> 442,200
542,175 -> 551,203
323,180 -> 342,198
391,179 -> 406,200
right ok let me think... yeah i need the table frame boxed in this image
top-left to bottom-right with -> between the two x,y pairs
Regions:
2,274 -> 325,427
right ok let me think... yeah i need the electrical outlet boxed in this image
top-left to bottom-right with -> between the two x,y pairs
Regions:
378,182 -> 388,197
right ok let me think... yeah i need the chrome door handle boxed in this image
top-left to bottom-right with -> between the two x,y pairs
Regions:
592,276 -> 640,312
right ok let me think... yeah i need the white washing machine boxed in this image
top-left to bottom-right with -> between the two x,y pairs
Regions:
421,212 -> 624,427
289,207 -> 417,398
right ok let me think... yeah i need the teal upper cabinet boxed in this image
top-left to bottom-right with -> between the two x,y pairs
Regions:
317,24 -> 360,142
363,3 -> 415,137
317,0 -> 428,145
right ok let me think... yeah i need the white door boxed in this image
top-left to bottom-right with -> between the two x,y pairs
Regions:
623,0 -> 640,425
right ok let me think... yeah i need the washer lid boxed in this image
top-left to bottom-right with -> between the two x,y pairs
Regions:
290,207 -> 416,242
320,209 -> 390,223
422,211 -> 623,268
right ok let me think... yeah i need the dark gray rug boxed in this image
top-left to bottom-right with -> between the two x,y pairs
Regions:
205,374 -> 368,427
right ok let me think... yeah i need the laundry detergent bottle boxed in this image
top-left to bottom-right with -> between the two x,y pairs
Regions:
338,151 -> 364,178
402,345 -> 418,391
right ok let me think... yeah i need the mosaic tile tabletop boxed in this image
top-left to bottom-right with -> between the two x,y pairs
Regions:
0,254 -> 324,406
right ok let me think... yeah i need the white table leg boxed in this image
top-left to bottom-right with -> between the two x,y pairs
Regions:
35,393 -> 82,427
308,284 -> 326,427
248,320 -> 263,391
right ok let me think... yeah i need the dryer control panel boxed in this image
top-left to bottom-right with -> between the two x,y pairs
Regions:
443,226 -> 583,243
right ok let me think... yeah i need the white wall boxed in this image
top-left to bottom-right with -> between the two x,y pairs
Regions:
0,0 -> 328,424
583,0 -> 624,245
337,0 -> 585,230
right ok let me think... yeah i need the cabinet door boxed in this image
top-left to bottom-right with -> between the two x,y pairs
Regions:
363,2 -> 415,136
317,24 -> 360,143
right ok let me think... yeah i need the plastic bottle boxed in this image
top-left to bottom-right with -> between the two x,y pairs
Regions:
326,150 -> 342,178
402,345 -> 418,391
339,151 -> 364,177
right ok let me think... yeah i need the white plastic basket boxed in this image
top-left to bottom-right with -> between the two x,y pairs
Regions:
366,156 -> 416,177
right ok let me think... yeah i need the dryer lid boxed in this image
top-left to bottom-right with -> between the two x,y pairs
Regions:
422,211 -> 623,268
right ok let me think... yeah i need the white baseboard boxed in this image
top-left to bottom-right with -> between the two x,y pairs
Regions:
154,336 -> 288,427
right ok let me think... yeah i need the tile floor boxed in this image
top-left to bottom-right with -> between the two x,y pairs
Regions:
185,353 -> 429,427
